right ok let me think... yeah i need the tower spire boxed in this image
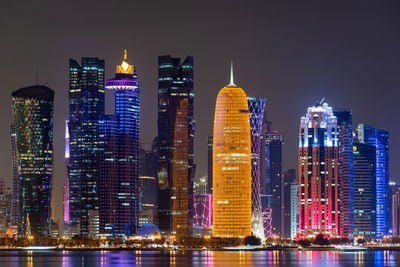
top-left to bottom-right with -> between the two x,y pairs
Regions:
229,61 -> 235,86
124,49 -> 127,61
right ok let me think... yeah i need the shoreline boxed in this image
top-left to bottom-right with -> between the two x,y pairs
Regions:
0,247 -> 399,252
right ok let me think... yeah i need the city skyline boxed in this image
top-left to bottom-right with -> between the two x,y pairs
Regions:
2,1 -> 400,226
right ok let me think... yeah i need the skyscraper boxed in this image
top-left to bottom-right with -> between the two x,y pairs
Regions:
353,142 -> 376,238
67,57 -> 105,236
138,145 -> 158,227
298,102 -> 339,237
157,55 -> 195,236
99,51 -> 140,237
265,129 -> 283,236
283,169 -> 296,238
357,124 -> 389,238
247,97 -> 266,241
212,66 -> 252,238
193,194 -> 213,232
0,178 -> 6,237
334,110 -> 354,239
10,124 -> 20,229
393,189 -> 400,237
64,121 -> 70,226
389,182 -> 400,234
207,135 -> 213,194
290,179 -> 299,240
12,85 -> 54,238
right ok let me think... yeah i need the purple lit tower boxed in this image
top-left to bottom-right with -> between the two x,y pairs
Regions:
99,50 -> 140,237
248,97 -> 266,241
64,120 -> 70,225
193,194 -> 213,229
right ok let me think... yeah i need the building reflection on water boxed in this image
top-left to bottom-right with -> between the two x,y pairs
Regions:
1,249 -> 398,266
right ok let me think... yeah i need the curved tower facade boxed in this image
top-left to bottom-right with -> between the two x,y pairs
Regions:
11,85 -> 54,238
212,68 -> 252,238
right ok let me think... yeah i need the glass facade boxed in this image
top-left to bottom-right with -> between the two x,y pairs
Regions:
393,189 -> 400,237
334,110 -> 354,239
157,56 -> 195,236
290,180 -> 299,240
247,97 -> 266,241
99,51 -> 140,237
298,103 -> 339,237
11,85 -> 54,238
138,145 -> 158,226
357,124 -> 389,238
10,124 -> 20,228
67,57 -> 105,236
265,130 -> 283,236
212,82 -> 252,238
193,194 -> 213,229
207,135 -> 213,195
283,169 -> 296,238
0,179 -> 6,237
353,142 -> 376,238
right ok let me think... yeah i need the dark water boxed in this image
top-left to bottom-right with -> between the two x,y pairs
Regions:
0,250 -> 397,266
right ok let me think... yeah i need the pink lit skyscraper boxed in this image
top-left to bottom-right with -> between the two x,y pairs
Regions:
298,102 -> 339,237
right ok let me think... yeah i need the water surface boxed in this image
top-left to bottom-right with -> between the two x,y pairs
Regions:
0,250 -> 397,266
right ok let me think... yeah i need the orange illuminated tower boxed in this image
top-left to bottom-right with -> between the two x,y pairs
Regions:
212,64 -> 252,238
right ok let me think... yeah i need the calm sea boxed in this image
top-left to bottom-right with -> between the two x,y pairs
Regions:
0,250 -> 397,266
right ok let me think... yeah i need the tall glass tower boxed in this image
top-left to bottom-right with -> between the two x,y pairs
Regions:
358,124 -> 389,238
207,135 -> 213,195
212,66 -> 252,238
10,124 -> 20,228
157,55 -> 195,236
283,169 -> 296,238
334,110 -> 354,239
11,85 -> 54,238
298,102 -> 339,237
67,57 -> 105,236
247,97 -> 266,241
99,51 -> 140,237
353,142 -> 376,238
264,129 -> 283,236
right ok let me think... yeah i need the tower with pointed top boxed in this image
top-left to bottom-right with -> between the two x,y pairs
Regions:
212,64 -> 252,238
98,50 -> 140,237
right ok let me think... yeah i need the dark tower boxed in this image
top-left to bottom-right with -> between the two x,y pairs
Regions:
334,110 -> 354,239
157,55 -> 195,236
67,57 -> 105,236
11,85 -> 54,238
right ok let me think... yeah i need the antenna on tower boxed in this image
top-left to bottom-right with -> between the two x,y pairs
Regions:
229,61 -> 235,86
319,97 -> 326,105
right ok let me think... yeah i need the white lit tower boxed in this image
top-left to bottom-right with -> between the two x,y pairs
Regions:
248,97 -> 266,242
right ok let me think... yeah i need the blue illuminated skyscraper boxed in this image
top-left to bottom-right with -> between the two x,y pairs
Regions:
357,124 -> 389,238
99,50 -> 140,237
67,57 -> 105,236
247,97 -> 266,241
157,55 -> 195,236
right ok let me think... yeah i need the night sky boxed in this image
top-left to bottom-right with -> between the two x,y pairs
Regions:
1,1 -> 400,222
